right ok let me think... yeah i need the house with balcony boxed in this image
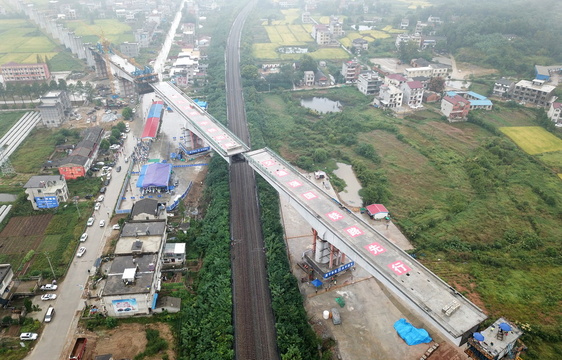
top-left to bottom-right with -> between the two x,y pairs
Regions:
24,175 -> 69,210
0,264 -> 14,306
511,79 -> 556,107
376,84 -> 403,109
352,38 -> 368,53
303,70 -> 315,86
342,60 -> 361,83
401,81 -> 424,109
441,94 -> 470,121
356,71 -> 382,95
385,73 -> 407,87
547,102 -> 562,125
311,24 -> 331,45
493,78 -> 514,97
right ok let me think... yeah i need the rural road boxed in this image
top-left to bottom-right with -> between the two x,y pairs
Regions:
25,130 -> 134,360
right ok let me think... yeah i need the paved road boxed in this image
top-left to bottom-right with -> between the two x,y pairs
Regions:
26,134 -> 134,360
225,1 -> 279,359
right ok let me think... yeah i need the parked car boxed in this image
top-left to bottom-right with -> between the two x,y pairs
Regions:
110,144 -> 120,150
40,294 -> 57,301
76,247 -> 86,257
40,284 -> 58,291
112,224 -> 121,230
104,179 -> 110,186
94,202 -> 101,211
20,333 -> 38,341
85,194 -> 93,200
97,195 -> 104,202
99,220 -> 106,227
116,166 -> 122,172
100,187 -> 107,194
87,217 -> 95,226
79,233 -> 88,242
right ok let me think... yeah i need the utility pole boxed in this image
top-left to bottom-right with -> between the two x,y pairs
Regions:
74,197 -> 81,218
44,252 -> 56,280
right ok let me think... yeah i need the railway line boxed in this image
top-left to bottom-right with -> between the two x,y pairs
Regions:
0,111 -> 41,165
225,1 -> 279,359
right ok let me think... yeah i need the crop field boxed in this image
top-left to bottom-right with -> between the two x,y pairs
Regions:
499,126 -> 562,155
65,19 -> 134,44
397,0 -> 433,9
0,19 -> 58,64
266,8 -> 300,25
0,215 -> 53,268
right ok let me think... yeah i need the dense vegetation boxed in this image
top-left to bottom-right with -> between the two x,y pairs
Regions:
405,0 -> 562,76
238,77 -> 562,358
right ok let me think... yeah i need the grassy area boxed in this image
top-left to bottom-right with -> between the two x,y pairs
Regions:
249,88 -> 562,359
0,111 -> 26,139
10,128 -> 58,174
48,51 -> 85,72
499,126 -> 562,155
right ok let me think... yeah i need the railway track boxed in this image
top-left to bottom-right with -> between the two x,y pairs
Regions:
225,1 -> 279,359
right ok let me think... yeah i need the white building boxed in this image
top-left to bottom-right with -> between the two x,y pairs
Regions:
511,79 -> 556,107
547,102 -> 562,125
493,78 -> 514,97
23,175 -> 69,210
401,81 -> 424,109
356,72 -> 382,95
303,71 -> 315,86
38,90 -> 71,128
378,84 -> 403,109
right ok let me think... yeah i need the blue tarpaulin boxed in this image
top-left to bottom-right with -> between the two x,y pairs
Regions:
393,319 -> 432,345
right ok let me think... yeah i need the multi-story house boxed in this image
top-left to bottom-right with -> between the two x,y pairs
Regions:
23,175 -> 69,210
385,73 -> 407,87
547,102 -> 562,125
395,33 -> 422,49
356,72 -> 382,95
119,42 -> 140,58
377,84 -> 403,109
352,38 -> 368,53
311,24 -> 331,45
401,81 -> 424,109
441,94 -> 470,121
38,90 -> 71,128
493,78 -> 514,97
342,60 -> 361,83
303,71 -> 315,86
329,16 -> 344,37
0,62 -> 51,83
511,79 -> 555,107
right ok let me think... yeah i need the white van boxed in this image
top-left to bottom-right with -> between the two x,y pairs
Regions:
44,306 -> 55,323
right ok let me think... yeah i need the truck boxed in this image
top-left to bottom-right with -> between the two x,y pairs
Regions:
69,337 -> 87,360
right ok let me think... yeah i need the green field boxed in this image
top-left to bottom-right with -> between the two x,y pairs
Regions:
10,128 -> 60,173
0,19 -> 58,64
65,19 -> 134,44
500,126 -> 562,155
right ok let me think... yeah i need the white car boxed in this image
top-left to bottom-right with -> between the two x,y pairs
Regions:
40,284 -> 58,291
97,195 -> 104,202
99,219 -> 106,227
76,247 -> 86,257
79,233 -> 88,242
40,294 -> 57,301
112,224 -> 121,230
94,202 -> 101,211
87,217 -> 95,226
110,144 -> 120,150
20,333 -> 38,341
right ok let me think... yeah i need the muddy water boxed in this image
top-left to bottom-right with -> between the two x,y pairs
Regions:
332,162 -> 363,207
301,97 -> 342,114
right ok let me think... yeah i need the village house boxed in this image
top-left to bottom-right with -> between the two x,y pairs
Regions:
511,79 -> 556,107
376,84 -> 403,109
23,175 -> 69,210
493,78 -> 514,97
441,94 -> 470,121
38,90 -> 72,128
303,70 -> 315,87
356,71 -> 383,95
448,91 -> 493,110
401,81 -> 424,109
547,102 -> 562,125
342,60 -> 361,83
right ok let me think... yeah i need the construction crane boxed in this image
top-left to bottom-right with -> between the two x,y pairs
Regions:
99,31 -> 117,98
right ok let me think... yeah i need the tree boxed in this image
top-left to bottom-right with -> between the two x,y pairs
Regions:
299,55 -> 317,72
100,139 -> 110,150
428,77 -> 446,93
122,107 -> 133,120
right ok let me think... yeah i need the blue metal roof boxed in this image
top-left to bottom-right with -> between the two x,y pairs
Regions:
469,99 -> 493,106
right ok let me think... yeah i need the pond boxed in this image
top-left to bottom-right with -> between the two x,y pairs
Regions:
332,162 -> 362,207
300,97 -> 342,114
